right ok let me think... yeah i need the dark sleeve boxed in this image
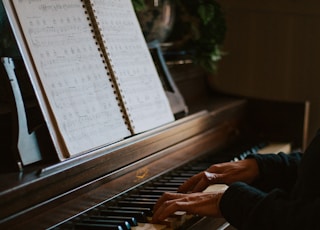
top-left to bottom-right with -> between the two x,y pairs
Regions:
247,152 -> 302,192
220,182 -> 320,230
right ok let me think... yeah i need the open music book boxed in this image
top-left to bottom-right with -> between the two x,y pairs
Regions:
2,0 -> 174,160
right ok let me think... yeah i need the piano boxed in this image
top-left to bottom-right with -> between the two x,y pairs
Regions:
0,59 -> 309,229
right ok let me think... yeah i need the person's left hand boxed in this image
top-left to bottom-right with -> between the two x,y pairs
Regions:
178,159 -> 259,193
152,185 -> 228,223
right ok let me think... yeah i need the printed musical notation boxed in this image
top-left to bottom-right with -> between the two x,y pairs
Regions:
11,0 -> 131,156
7,0 -> 174,159
91,0 -> 174,133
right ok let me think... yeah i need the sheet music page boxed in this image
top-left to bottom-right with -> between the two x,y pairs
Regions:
9,0 -> 131,157
89,0 -> 175,133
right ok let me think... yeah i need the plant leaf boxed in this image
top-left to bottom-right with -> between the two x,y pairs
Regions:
198,4 -> 215,25
132,0 -> 146,11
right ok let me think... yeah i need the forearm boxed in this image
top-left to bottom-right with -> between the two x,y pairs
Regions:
247,152 -> 302,192
219,182 -> 320,230
219,182 -> 266,229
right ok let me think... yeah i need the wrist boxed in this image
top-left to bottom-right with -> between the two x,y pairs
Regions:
216,192 -> 225,217
244,158 -> 260,183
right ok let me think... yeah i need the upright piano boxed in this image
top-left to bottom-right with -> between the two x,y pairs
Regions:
0,59 -> 309,229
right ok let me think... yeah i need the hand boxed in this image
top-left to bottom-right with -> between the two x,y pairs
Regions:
152,186 -> 228,223
178,158 -> 260,193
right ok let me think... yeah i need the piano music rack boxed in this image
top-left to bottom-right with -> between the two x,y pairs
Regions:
148,40 -> 188,118
0,41 -> 189,172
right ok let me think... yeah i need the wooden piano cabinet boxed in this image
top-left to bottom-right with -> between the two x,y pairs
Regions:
0,99 -> 244,228
0,62 -> 309,229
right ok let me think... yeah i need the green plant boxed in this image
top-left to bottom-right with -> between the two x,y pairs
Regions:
174,0 -> 226,73
132,0 -> 227,74
131,0 -> 146,11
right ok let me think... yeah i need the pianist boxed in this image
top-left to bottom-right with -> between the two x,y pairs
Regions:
152,130 -> 320,229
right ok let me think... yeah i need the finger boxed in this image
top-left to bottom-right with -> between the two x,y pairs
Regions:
190,171 -> 220,192
153,195 -> 196,223
153,193 -> 210,222
191,177 -> 210,192
152,200 -> 175,223
153,192 -> 184,214
152,193 -> 187,223
178,173 -> 203,193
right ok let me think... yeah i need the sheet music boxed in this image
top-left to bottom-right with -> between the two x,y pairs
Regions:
89,0 -> 174,133
10,0 -> 131,157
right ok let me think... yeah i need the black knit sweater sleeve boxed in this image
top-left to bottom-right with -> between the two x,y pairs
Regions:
248,152 -> 302,192
220,182 -> 320,230
220,153 -> 320,230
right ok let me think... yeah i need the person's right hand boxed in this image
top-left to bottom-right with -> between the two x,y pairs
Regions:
178,158 -> 260,193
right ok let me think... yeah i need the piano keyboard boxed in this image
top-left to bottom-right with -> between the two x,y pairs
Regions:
52,142 -> 289,230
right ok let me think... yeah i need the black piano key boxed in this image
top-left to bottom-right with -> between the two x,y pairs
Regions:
89,216 -> 138,227
117,200 -> 155,209
152,182 -> 182,188
123,197 -> 158,202
82,219 -> 131,230
100,209 -> 148,223
190,165 -> 211,170
107,205 -> 153,216
171,173 -> 195,178
239,153 -> 247,160
138,189 -> 173,196
162,176 -> 190,181
250,146 -> 260,153
128,194 -> 161,199
157,179 -> 185,184
174,171 -> 202,176
143,186 -> 177,191
74,222 -> 123,230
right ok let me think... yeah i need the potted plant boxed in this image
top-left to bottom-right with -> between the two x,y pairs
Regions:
133,0 -> 227,74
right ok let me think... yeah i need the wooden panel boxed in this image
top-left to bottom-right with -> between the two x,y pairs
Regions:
219,0 -> 320,14
213,9 -> 294,97
213,0 -> 320,142
245,98 -> 309,150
